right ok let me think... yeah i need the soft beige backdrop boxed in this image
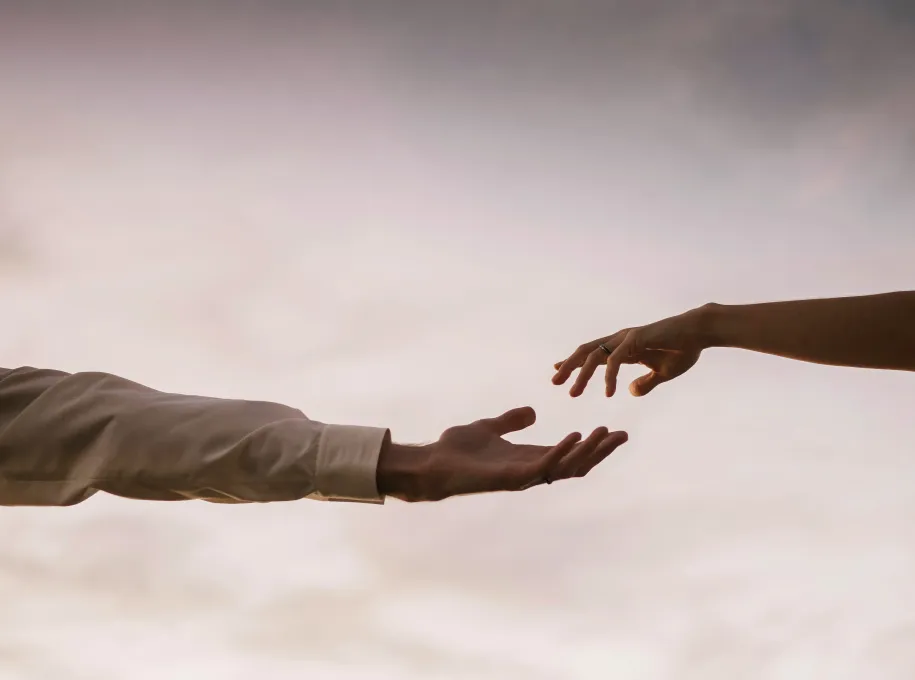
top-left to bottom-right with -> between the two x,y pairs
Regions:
2,3 -> 914,679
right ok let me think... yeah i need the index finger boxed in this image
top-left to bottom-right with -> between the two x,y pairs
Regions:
552,334 -> 622,385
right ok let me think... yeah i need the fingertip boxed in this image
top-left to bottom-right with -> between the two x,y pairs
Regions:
595,433 -> 627,454
605,374 -> 617,398
515,405 -> 537,425
592,431 -> 628,459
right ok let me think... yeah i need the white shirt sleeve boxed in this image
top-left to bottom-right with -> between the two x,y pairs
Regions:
0,366 -> 386,506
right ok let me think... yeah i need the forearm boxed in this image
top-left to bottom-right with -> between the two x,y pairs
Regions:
0,366 -> 387,506
701,292 -> 915,371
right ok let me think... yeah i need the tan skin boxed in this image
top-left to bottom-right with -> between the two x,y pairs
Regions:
377,407 -> 628,502
553,309 -> 706,398
385,293 -> 914,502
553,292 -> 915,398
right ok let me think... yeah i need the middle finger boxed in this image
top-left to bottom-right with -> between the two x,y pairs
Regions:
569,347 -> 611,397
551,427 -> 610,480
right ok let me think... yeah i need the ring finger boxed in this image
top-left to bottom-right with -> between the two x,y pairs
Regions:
569,345 -> 612,397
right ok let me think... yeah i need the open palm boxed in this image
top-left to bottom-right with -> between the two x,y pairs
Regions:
394,407 -> 627,502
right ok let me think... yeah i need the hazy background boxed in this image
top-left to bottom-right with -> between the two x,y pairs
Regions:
1,2 -> 914,678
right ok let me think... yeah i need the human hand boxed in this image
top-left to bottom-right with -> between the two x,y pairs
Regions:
552,306 -> 710,398
377,407 -> 627,502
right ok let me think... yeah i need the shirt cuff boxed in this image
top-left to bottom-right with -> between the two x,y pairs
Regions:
316,424 -> 387,504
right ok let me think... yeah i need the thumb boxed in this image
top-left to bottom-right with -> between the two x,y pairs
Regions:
480,406 -> 537,436
629,371 -> 666,397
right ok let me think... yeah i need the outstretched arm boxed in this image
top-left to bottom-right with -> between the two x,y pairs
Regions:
702,291 -> 915,371
0,366 -> 387,505
553,291 -> 915,399
0,366 -> 626,506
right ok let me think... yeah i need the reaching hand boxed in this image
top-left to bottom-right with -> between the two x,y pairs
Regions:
377,407 -> 628,502
552,307 -> 707,398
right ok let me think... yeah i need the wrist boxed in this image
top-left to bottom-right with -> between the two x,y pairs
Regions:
376,434 -> 432,500
700,302 -> 751,348
692,302 -> 730,350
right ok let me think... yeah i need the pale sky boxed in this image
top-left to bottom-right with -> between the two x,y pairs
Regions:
1,3 -> 914,679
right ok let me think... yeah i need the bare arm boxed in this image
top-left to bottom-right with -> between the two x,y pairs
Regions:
553,291 -> 915,399
702,292 -> 915,371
